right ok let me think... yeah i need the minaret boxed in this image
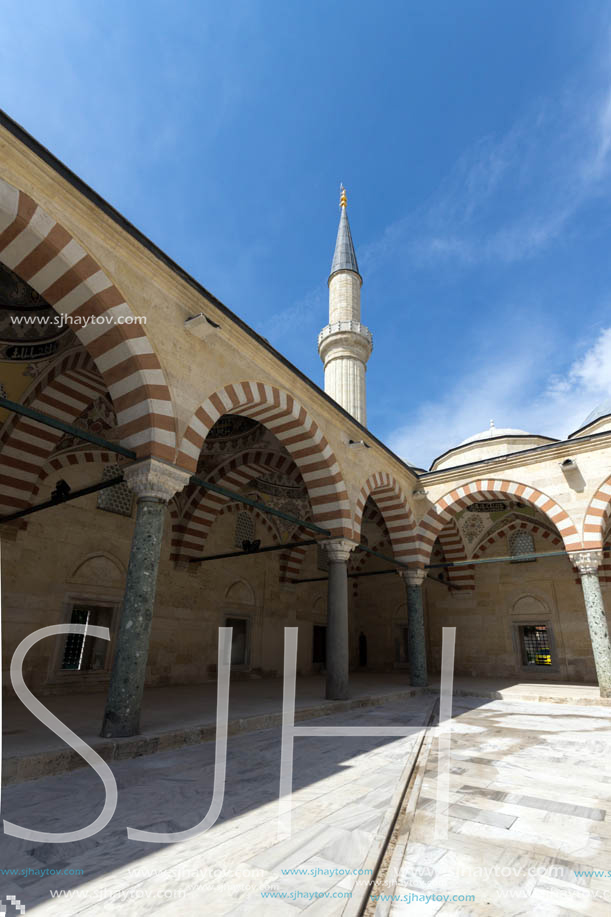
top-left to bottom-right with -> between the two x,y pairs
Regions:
318,185 -> 372,425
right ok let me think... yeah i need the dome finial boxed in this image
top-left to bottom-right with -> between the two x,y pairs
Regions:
339,183 -> 347,208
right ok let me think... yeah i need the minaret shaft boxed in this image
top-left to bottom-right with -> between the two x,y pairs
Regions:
318,188 -> 372,426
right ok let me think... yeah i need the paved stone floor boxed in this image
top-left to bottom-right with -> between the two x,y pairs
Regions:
0,695 -> 430,915
386,695 -> 611,916
3,674 -> 603,763
2,691 -> 611,915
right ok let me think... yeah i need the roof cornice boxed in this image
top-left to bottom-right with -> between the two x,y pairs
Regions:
420,427 -> 611,485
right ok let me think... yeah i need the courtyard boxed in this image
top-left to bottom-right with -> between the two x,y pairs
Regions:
1,688 -> 611,914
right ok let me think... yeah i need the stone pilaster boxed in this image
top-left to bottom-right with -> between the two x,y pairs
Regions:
576,551 -> 611,698
398,568 -> 428,687
321,538 -> 356,700
101,459 -> 191,738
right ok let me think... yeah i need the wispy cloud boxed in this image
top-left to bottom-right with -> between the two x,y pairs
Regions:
389,324 -> 611,469
362,65 -> 611,274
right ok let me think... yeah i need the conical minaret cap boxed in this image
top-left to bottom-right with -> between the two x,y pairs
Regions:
329,185 -> 361,281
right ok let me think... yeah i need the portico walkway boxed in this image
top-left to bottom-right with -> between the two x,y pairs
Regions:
2,675 -> 606,785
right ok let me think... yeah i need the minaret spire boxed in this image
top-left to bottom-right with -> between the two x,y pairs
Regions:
330,184 -> 360,279
318,187 -> 372,426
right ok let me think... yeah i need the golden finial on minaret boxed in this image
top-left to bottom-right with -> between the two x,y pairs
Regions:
339,183 -> 347,208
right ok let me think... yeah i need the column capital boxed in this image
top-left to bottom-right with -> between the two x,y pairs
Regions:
123,458 -> 191,503
575,550 -> 604,576
320,538 -> 358,563
398,567 -> 427,586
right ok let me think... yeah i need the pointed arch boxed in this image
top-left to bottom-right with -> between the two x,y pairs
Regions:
177,382 -> 350,536
0,177 -> 176,458
411,479 -> 580,567
172,450 -> 310,561
472,517 -> 562,559
354,472 -> 415,561
0,349 -> 112,513
33,447 -> 123,498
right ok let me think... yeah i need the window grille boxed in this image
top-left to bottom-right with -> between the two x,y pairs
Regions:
61,605 -> 112,671
518,624 -> 552,666
509,531 -> 535,563
234,511 -> 255,549
97,464 -> 133,517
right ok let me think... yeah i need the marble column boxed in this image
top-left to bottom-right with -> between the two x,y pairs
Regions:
322,538 -> 356,700
398,568 -> 428,687
576,551 -> 611,698
101,458 -> 190,738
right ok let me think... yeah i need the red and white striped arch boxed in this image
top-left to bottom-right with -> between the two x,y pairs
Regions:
33,447 -> 122,498
472,517 -> 562,560
411,480 -> 579,567
279,528 -> 313,583
354,472 -> 415,561
0,177 -> 175,459
0,350 -> 113,514
583,475 -> 611,551
171,450 -> 306,561
217,503 -> 279,543
177,383 -> 350,536
280,500 -> 396,586
437,519 -> 473,591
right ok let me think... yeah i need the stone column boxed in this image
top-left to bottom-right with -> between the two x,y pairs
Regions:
322,538 -> 356,700
101,458 -> 191,738
576,551 -> 611,698
398,568 -> 428,687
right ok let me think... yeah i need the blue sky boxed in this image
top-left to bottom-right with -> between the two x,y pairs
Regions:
3,1 -> 611,467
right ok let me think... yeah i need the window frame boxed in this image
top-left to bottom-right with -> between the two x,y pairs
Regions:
48,596 -> 119,686
510,618 -> 560,675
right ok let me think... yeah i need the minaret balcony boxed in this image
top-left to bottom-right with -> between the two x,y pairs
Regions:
318,321 -> 373,347
317,321 -> 373,364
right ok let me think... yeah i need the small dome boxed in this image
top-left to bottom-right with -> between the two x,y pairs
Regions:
579,401 -> 611,429
459,422 -> 532,446
569,400 -> 611,438
430,420 -> 557,472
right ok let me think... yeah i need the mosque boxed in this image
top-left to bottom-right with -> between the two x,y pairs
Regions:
1,108 -> 611,747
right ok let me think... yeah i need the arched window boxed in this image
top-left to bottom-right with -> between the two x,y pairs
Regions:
509,530 -> 535,563
234,511 -> 255,549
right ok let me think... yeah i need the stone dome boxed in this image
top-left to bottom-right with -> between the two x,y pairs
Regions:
569,401 -> 611,438
431,421 -> 557,472
458,424 -> 532,446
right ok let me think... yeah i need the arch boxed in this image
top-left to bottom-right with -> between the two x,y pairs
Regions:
0,177 -> 176,459
33,448 -> 123,498
354,472 -> 415,561
583,474 -> 611,551
472,517 -> 562,559
177,382 -> 350,535
225,578 -> 255,605
171,449 -> 307,561
218,502 -> 279,545
279,524 -> 315,583
437,519 -> 473,591
68,550 -> 126,585
411,479 -> 580,567
0,349 -> 112,513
